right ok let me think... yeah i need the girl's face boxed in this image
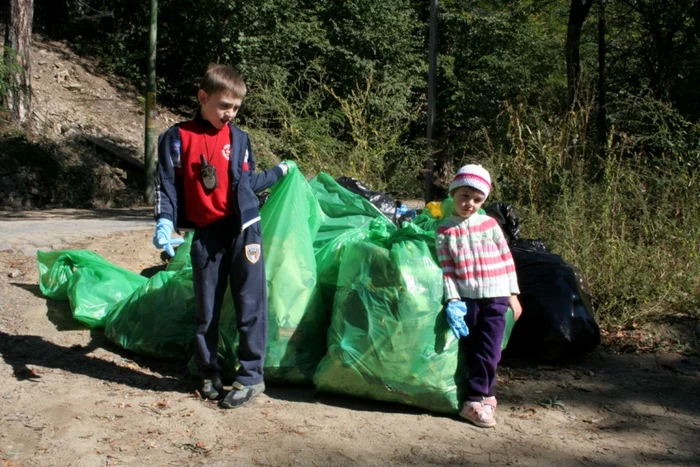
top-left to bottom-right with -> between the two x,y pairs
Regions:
452,186 -> 486,218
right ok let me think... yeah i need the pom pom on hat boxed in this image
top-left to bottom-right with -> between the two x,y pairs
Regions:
449,164 -> 492,199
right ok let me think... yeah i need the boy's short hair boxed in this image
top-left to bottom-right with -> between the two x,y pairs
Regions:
199,64 -> 247,99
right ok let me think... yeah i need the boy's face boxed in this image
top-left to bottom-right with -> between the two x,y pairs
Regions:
198,90 -> 242,129
452,186 -> 486,219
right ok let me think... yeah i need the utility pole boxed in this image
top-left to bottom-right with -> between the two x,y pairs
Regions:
424,0 -> 438,204
144,0 -> 158,204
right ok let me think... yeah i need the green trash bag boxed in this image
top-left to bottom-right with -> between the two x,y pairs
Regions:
37,250 -> 147,328
314,227 -> 371,315
166,231 -> 194,272
104,269 -> 196,359
103,230 -> 196,359
313,222 -> 515,414
214,165 -> 329,384
310,173 -> 395,250
315,217 -> 396,318
311,173 -> 396,316
313,222 -> 461,413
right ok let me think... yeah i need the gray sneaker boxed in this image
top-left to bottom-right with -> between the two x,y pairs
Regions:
219,381 -> 265,409
200,376 -> 224,400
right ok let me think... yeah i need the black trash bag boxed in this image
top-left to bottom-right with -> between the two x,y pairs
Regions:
483,202 -> 521,242
484,202 -> 549,253
335,176 -> 398,222
257,191 -> 270,207
510,237 -> 550,254
484,202 -> 600,361
505,242 -> 600,362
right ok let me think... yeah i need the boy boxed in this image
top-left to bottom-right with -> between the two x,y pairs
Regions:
436,164 -> 522,428
153,64 -> 288,409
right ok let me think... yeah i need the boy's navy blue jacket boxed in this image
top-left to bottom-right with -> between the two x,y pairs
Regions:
154,118 -> 283,231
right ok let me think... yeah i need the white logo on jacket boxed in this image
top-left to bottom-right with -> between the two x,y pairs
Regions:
245,243 -> 261,264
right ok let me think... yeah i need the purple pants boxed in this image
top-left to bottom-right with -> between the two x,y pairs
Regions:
463,296 -> 509,400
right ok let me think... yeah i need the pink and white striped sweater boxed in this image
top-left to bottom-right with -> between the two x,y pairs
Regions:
436,213 -> 520,300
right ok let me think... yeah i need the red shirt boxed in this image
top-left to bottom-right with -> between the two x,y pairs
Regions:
177,120 -> 234,227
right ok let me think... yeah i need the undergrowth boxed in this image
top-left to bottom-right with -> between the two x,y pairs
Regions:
477,97 -> 700,327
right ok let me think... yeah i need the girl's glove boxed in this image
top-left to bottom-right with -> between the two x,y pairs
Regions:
445,300 -> 469,340
153,218 -> 185,257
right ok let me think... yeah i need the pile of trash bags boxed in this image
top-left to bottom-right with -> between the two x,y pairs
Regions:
483,203 -> 600,361
37,166 -> 598,414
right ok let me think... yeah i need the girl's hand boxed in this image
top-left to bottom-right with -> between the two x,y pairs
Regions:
509,295 -> 523,321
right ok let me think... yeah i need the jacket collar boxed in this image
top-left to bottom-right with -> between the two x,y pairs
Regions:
193,110 -> 216,129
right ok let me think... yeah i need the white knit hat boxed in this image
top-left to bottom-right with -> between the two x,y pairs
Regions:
449,164 -> 492,199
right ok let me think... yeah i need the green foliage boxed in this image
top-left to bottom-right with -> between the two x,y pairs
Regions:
243,62 -> 346,173
245,62 -> 422,193
606,1 -> 700,112
482,97 -> 700,326
55,0 -> 426,194
610,91 -> 700,170
435,1 -> 566,165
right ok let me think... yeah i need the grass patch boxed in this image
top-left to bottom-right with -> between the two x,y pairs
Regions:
478,99 -> 700,329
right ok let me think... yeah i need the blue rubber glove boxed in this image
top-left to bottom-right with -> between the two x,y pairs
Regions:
445,300 -> 469,340
152,218 -> 184,257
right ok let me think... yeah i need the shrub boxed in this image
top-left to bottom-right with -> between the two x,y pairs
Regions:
479,97 -> 700,327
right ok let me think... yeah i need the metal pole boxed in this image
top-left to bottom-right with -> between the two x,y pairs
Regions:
424,0 -> 438,204
144,0 -> 158,204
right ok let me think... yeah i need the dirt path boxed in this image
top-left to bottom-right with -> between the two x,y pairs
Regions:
1,211 -> 699,466
0,208 -> 153,257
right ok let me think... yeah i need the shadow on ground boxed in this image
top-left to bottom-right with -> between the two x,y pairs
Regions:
0,330 -> 190,393
265,383 -> 432,417
3,283 -> 193,394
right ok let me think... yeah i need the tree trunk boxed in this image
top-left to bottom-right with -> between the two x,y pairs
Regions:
566,0 -> 594,108
597,0 -> 607,158
4,0 -> 34,125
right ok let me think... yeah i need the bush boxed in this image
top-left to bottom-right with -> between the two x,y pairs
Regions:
244,62 -> 423,195
477,97 -> 700,327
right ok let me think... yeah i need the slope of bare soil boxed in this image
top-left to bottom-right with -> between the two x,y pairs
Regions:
29,36 -> 181,160
1,35 -> 185,211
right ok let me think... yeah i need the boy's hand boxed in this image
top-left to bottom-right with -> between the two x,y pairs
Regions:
509,295 -> 523,320
279,160 -> 297,176
445,300 -> 469,340
153,219 -> 184,257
